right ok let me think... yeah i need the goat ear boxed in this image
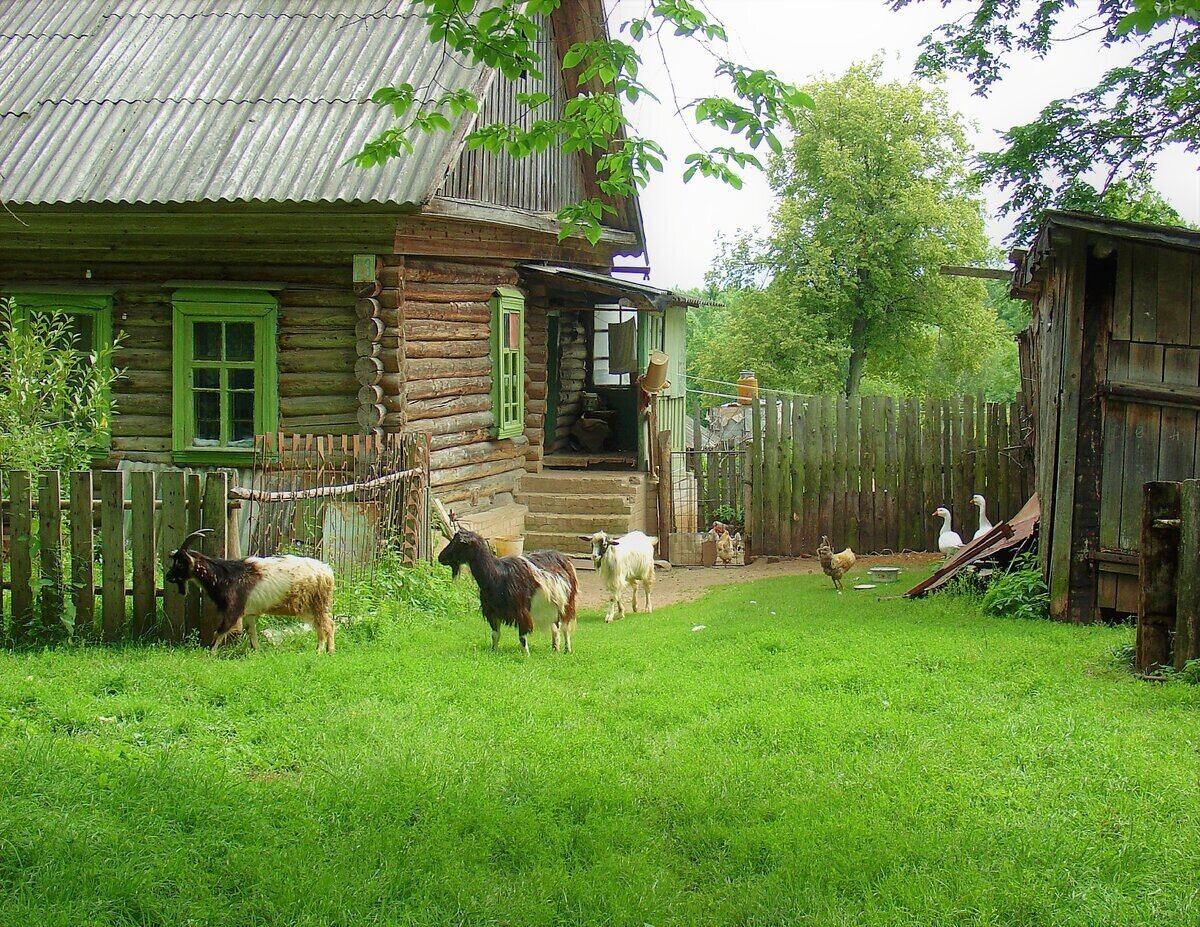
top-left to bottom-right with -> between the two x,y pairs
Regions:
608,539 -> 620,546
578,534 -> 593,542
647,536 -> 659,547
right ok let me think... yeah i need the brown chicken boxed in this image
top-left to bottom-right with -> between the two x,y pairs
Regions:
817,535 -> 856,592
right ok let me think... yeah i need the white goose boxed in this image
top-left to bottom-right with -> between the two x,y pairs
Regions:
933,507 -> 963,559
970,494 -> 993,541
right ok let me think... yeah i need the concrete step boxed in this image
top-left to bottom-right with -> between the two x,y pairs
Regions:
518,471 -> 644,497
525,512 -> 635,535
514,491 -> 634,516
524,531 -> 596,555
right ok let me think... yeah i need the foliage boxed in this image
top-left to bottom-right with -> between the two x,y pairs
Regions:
0,298 -> 121,472
701,62 -> 1007,399
2,573 -> 1198,924
710,502 -> 743,527
981,554 -> 1051,621
353,0 -> 812,245
892,0 -> 1199,243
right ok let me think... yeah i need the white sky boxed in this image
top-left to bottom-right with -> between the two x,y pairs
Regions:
610,0 -> 1200,289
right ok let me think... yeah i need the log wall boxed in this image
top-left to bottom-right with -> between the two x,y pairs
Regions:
552,311 -> 588,452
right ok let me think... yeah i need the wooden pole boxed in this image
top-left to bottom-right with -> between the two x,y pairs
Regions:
9,471 -> 33,639
38,471 -> 63,630
1175,479 -> 1200,669
100,470 -> 126,642
1137,481 -> 1181,671
130,471 -> 157,639
69,471 -> 95,639
656,430 -> 673,562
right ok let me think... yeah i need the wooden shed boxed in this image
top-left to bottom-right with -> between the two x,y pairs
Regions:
1012,211 -> 1200,622
0,0 -> 695,549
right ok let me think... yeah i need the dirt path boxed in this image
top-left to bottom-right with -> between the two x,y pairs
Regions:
575,552 -> 941,610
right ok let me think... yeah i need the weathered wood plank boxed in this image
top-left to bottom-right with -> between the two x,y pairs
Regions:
131,471 -> 157,639
763,392 -> 779,554
778,394 -> 794,556
159,470 -> 187,642
101,471 -> 126,642
185,473 -> 203,639
38,471 -> 64,630
8,472 -> 33,640
1176,480 -> 1200,669
1137,481 -> 1180,671
200,472 -> 229,648
69,471 -> 95,638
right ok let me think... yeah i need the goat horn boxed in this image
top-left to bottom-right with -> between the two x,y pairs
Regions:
175,528 -> 212,552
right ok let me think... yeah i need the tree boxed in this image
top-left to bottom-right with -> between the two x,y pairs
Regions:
0,299 -> 121,472
891,0 -> 1199,242
704,62 -> 1004,399
353,1 -> 812,244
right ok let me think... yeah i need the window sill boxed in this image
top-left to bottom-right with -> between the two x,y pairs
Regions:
172,448 -> 256,467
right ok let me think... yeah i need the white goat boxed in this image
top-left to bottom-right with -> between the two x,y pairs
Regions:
582,530 -> 657,623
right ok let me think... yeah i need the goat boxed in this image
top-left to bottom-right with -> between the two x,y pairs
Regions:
438,528 -> 578,654
582,530 -> 657,623
165,529 -> 336,654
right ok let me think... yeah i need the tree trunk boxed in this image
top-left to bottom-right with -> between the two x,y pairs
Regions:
844,315 -> 868,398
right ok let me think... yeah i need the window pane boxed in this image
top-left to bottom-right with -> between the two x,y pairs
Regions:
229,391 -> 255,446
504,311 -> 520,349
194,368 -> 220,390
226,322 -> 254,360
194,392 -> 221,443
194,322 -> 221,360
230,368 -> 255,391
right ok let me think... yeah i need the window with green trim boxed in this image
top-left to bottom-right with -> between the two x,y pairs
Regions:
172,288 -> 277,464
491,287 -> 525,439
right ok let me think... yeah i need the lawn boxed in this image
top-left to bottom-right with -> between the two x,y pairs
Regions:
1,567 -> 1198,927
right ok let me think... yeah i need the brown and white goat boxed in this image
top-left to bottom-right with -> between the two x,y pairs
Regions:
438,528 -> 578,654
165,529 -> 336,654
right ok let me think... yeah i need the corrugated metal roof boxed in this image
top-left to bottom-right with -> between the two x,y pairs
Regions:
520,264 -> 705,309
0,1 -> 487,205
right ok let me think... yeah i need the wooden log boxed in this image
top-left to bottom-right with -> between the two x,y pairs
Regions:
280,372 -> 358,397
355,297 -> 382,320
406,376 -> 491,402
403,259 -> 519,284
429,436 -> 529,472
358,384 -> 385,405
280,349 -> 355,374
403,282 -> 505,303
408,355 -> 491,379
1175,480 -> 1200,669
110,415 -> 172,438
405,339 -> 490,359
38,471 -> 63,630
437,471 -> 523,505
402,301 -> 491,323
407,393 -> 493,422
356,317 -> 385,341
281,395 -> 357,417
355,356 -> 383,385
430,427 -> 494,452
101,470 -> 126,642
279,331 -> 354,351
406,410 -> 495,437
431,457 -> 525,489
68,471 -> 95,638
356,338 -> 381,359
357,404 -> 389,431
130,471 -> 157,639
405,320 -> 490,342
277,290 -> 356,309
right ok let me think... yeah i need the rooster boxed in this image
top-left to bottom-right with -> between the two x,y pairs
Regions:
817,535 -> 856,592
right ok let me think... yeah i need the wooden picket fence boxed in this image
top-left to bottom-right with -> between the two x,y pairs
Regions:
747,393 -> 1035,556
1,469 -> 238,646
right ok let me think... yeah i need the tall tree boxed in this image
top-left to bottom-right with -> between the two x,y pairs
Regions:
892,0 -> 1199,242
707,62 -> 1002,399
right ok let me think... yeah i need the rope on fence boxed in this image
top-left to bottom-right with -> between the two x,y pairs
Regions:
229,466 -> 422,503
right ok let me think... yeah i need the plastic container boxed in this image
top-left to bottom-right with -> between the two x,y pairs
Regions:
642,351 -> 670,393
868,566 -> 901,583
736,370 -> 758,406
492,536 -> 525,558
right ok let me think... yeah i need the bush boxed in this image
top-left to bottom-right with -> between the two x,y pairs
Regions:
981,555 -> 1050,621
333,553 -> 475,641
0,298 -> 121,471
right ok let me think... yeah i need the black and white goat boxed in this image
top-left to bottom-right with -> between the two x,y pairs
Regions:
165,529 -> 336,654
438,528 -> 578,654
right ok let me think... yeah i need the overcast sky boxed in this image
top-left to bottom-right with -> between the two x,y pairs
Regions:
610,0 -> 1200,289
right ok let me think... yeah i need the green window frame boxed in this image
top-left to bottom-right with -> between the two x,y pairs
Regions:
491,287 -> 525,440
5,291 -> 115,457
172,287 -> 278,465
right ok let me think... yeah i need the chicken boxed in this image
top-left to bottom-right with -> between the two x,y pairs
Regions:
817,535 -> 856,592
716,531 -> 734,564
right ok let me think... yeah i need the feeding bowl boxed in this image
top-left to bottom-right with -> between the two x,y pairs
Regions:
867,566 -> 901,583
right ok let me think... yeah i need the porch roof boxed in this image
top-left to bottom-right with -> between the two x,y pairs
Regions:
519,264 -> 707,311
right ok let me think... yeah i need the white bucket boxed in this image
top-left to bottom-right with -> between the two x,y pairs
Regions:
493,536 -> 525,558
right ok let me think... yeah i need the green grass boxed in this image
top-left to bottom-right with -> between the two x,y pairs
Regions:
1,567 -> 1198,927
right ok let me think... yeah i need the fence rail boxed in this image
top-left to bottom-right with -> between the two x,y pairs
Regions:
745,393 -> 1034,556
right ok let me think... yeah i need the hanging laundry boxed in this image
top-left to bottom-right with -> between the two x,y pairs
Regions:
608,317 -> 638,374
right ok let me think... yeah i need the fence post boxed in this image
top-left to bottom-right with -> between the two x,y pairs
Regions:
750,394 -> 762,556
159,470 -> 187,642
185,473 -> 203,639
99,471 -> 126,642
130,471 -> 157,639
9,471 -> 33,639
200,471 -> 229,647
69,471 -> 95,638
1137,481 -> 1180,672
656,430 -> 673,562
1175,480 -> 1200,670
38,471 -> 64,630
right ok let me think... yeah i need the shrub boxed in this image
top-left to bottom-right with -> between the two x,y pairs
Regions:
0,298 -> 121,472
981,555 -> 1050,621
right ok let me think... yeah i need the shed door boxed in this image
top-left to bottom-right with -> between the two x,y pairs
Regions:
1096,245 -> 1200,613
